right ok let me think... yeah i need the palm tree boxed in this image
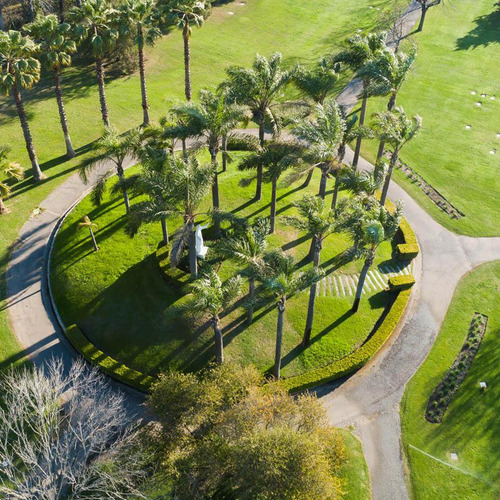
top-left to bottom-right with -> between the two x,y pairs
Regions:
351,204 -> 401,312
335,32 -> 388,169
172,88 -> 250,215
415,0 -> 442,32
364,49 -> 417,161
69,0 -> 118,127
282,195 -> 336,346
166,0 -> 211,101
79,126 -> 140,213
188,270 -> 242,364
142,112 -> 193,157
293,57 -> 341,105
368,106 -> 422,206
218,218 -> 269,324
77,215 -> 99,252
222,52 -> 294,200
118,0 -> 161,126
24,15 -> 78,158
238,141 -> 302,233
0,147 -> 24,214
0,30 -> 44,181
263,249 -> 322,379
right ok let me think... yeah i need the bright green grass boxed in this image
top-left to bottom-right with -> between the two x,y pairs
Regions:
361,0 -> 500,236
50,161 -> 398,379
401,261 -> 500,499
0,0 -> 395,367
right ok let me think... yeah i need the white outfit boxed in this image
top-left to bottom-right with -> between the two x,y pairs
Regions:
195,223 -> 209,259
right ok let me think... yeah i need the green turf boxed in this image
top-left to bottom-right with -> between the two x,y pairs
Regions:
50,159 -> 398,379
401,261 -> 500,499
361,0 -> 500,236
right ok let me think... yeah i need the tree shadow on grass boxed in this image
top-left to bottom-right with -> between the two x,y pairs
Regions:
455,7 -> 500,50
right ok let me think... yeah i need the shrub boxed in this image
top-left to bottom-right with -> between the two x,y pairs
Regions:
388,274 -> 415,292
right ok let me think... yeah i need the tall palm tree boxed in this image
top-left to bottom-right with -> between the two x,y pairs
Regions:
69,0 -> 118,127
0,146 -> 24,214
218,218 -> 269,325
335,32 -> 388,169
0,30 -> 44,181
142,112 -> 193,157
79,126 -> 140,212
238,141 -> 302,234
369,106 -> 422,206
282,195 -> 336,346
351,204 -> 401,312
77,215 -> 99,252
118,0 -> 162,126
222,52 -> 294,200
415,0 -> 442,32
24,15 -> 78,158
364,49 -> 417,161
166,0 -> 211,101
172,88 -> 250,214
263,249 -> 322,379
188,270 -> 242,364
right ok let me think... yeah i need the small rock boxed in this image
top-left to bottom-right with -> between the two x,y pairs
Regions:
471,90 -> 476,95
475,102 -> 482,107
465,125 -> 471,130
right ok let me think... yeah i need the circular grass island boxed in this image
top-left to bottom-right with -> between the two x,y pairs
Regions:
50,155 -> 416,391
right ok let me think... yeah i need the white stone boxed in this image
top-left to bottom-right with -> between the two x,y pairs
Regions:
490,96 -> 495,100
496,133 -> 500,139
450,453 -> 458,461
195,223 -> 209,259
479,381 -> 487,389
228,11 -> 234,14
471,90 -> 476,95
465,125 -> 471,130
481,93 -> 486,98
490,149 -> 496,155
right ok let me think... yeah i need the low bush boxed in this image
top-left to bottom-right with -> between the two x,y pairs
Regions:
388,274 -> 415,292
396,218 -> 419,260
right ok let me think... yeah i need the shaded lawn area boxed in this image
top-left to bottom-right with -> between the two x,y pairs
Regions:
360,0 -> 500,236
50,161 -> 399,379
401,261 -> 500,499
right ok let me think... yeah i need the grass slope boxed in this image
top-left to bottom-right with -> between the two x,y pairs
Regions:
361,0 -> 500,236
401,261 -> 500,499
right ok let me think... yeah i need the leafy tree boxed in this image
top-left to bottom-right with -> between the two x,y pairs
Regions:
415,0 -> 442,32
118,0 -> 162,126
0,146 -> 24,214
222,52 -> 294,200
238,140 -> 302,233
368,106 -> 422,205
282,195 -> 337,346
188,270 -> 242,364
80,125 -> 140,212
24,14 -> 78,158
294,57 -> 341,105
0,30 -> 44,181
69,0 -> 119,127
263,250 -> 322,379
148,363 -> 346,499
77,214 -> 99,251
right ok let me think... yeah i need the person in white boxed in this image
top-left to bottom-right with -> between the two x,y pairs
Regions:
195,223 -> 209,259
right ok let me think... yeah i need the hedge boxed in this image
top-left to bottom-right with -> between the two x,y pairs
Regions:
66,324 -> 156,392
396,218 -> 419,261
388,274 -> 416,292
281,288 -> 412,393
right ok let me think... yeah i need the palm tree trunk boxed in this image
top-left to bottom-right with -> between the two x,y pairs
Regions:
352,254 -> 373,312
0,197 -> 9,214
247,278 -> 255,325
380,150 -> 398,206
116,165 -> 130,213
181,138 -> 187,158
75,0 -> 82,6
270,178 -> 277,233
302,169 -> 314,188
188,220 -> 198,279
303,239 -> 321,346
53,70 -> 75,159
254,120 -> 265,201
58,0 -> 64,22
417,6 -> 428,32
12,83 -> 44,181
211,149 -> 220,234
161,217 -> 169,245
25,0 -> 34,22
273,298 -> 286,379
95,58 -> 110,127
0,9 -> 5,30
183,24 -> 191,101
318,167 -> 328,199
331,172 -> 340,211
89,227 -> 99,252
138,33 -> 150,127
376,93 -> 397,162
352,91 -> 368,170
221,135 -> 228,171
213,315 -> 224,364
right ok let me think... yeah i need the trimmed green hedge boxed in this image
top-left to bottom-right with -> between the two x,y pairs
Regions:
388,274 -> 416,292
281,288 -> 412,392
397,218 -> 419,260
66,324 -> 156,392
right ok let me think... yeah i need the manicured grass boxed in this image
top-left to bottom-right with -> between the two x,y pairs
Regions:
401,261 -> 500,499
50,159 -> 398,379
361,0 -> 500,236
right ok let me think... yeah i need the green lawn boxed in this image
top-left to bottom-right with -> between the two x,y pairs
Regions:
50,159 -> 400,379
361,0 -> 500,236
401,261 -> 500,499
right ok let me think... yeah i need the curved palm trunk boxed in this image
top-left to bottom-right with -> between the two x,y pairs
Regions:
380,150 -> 398,206
331,172 -> 341,212
417,6 -> 429,32
221,135 -> 228,171
53,70 -> 75,159
183,24 -> 191,101
270,177 -> 277,234
12,83 -> 44,181
212,314 -> 224,364
137,32 -> 150,127
352,89 -> 368,170
303,238 -> 322,346
352,252 -> 374,312
116,165 -> 130,213
188,219 -> 198,279
273,297 -> 286,379
89,226 -> 99,252
376,92 -> 397,161
302,168 -> 314,188
95,58 -> 110,127
161,217 -> 169,245
247,278 -> 255,325
0,197 -> 9,214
